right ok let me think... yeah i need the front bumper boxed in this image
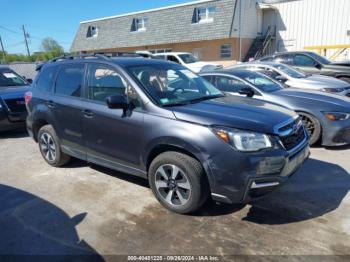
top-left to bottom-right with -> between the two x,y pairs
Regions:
0,108 -> 26,132
209,140 -> 310,204
321,117 -> 350,146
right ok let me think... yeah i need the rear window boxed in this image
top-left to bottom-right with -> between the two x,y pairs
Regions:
55,64 -> 85,97
0,69 -> 27,87
36,66 -> 58,92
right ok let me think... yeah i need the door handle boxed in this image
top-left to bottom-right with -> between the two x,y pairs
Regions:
82,109 -> 94,118
46,100 -> 55,109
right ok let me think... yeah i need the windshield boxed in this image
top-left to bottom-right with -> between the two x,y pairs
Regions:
127,64 -> 223,106
307,52 -> 332,65
178,54 -> 199,64
238,71 -> 283,93
0,69 -> 27,87
272,63 -> 307,78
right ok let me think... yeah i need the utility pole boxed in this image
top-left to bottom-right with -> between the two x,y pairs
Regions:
22,25 -> 30,57
0,35 -> 5,63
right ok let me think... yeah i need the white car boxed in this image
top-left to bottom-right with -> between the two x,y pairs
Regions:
229,62 -> 350,97
154,52 -> 222,73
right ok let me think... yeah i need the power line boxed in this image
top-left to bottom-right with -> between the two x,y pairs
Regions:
0,25 -> 22,35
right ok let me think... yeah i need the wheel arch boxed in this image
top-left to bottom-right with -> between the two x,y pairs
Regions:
296,110 -> 323,143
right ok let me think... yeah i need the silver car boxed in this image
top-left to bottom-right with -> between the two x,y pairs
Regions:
200,69 -> 350,147
229,62 -> 350,97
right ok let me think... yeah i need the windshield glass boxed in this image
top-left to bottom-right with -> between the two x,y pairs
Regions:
0,69 -> 27,87
178,54 -> 199,64
307,52 -> 332,65
238,71 -> 283,93
272,63 -> 307,78
127,64 -> 223,106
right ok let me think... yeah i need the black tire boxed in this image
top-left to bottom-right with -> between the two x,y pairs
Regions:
38,124 -> 71,167
148,151 -> 209,214
339,77 -> 350,84
298,112 -> 321,146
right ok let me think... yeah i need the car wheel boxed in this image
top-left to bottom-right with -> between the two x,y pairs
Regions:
149,151 -> 209,214
38,125 -> 71,167
298,112 -> 321,146
339,77 -> 350,84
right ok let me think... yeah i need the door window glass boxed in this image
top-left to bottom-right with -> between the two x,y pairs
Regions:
167,55 -> 180,64
55,64 -> 84,97
36,66 -> 58,92
293,55 -> 316,67
87,64 -> 127,102
215,76 -> 249,93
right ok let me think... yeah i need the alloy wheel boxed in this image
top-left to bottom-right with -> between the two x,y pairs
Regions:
40,133 -> 56,162
155,164 -> 192,206
301,115 -> 315,137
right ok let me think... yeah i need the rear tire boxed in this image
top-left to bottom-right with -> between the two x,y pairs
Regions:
38,125 -> 71,167
298,112 -> 321,146
149,152 -> 209,214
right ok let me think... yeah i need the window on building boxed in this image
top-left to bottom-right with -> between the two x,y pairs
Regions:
194,6 -> 216,23
149,49 -> 172,54
132,17 -> 148,32
220,44 -> 232,59
55,64 -> 85,97
86,26 -> 98,38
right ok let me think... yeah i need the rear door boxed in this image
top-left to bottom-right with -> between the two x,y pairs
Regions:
81,63 -> 145,174
51,63 -> 86,159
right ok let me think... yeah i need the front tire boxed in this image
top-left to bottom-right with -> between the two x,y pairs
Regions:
149,152 -> 209,214
38,125 -> 71,167
298,112 -> 321,146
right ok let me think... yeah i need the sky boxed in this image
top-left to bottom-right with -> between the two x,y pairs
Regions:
0,0 -> 191,54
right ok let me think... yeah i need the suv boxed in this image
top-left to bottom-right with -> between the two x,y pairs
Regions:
26,54 -> 309,214
154,52 -> 222,73
260,51 -> 350,84
0,66 -> 31,132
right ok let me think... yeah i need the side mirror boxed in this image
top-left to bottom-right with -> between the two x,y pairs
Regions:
26,79 -> 33,84
239,87 -> 255,98
106,94 -> 128,110
314,63 -> 322,69
275,75 -> 287,82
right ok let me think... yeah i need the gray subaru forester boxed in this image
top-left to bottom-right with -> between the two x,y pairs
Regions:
26,54 -> 309,214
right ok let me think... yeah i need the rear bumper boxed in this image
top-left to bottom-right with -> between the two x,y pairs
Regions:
209,141 -> 310,204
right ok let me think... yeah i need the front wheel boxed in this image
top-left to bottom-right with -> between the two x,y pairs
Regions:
298,112 -> 321,146
149,152 -> 209,214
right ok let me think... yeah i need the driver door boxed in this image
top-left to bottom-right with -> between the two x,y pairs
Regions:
292,54 -> 321,75
81,63 -> 145,173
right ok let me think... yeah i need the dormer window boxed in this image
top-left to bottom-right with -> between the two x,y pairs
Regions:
132,17 -> 148,32
195,6 -> 216,23
86,26 -> 98,38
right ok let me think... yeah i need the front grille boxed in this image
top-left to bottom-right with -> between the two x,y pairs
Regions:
280,126 -> 306,151
4,98 -> 26,113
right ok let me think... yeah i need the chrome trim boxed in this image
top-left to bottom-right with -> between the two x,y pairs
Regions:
273,115 -> 299,137
285,127 -> 309,156
251,181 -> 280,189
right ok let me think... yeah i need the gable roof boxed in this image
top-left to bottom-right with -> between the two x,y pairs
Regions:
71,0 -> 237,52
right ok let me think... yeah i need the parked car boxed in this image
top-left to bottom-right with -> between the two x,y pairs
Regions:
229,62 -> 350,97
26,54 -> 309,214
153,52 -> 222,73
0,66 -> 30,132
200,69 -> 350,146
259,51 -> 350,84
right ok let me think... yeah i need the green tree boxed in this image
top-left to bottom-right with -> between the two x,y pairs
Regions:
41,37 -> 64,55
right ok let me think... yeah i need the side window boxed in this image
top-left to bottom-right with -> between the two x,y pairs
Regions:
55,64 -> 84,97
167,55 -> 180,64
275,54 -> 293,65
87,64 -> 127,103
293,55 -> 316,67
214,76 -> 249,93
36,66 -> 58,93
127,86 -> 143,110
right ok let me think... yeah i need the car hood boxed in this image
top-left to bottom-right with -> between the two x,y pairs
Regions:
291,74 -> 350,88
323,64 -> 350,72
273,88 -> 350,109
171,95 -> 296,134
0,85 -> 30,100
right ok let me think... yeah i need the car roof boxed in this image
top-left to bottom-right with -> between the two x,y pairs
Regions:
234,61 -> 281,67
154,52 -> 190,56
200,69 -> 252,77
262,51 -> 316,58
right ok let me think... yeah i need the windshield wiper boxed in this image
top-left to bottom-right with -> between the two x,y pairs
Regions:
162,101 -> 192,107
188,94 -> 225,104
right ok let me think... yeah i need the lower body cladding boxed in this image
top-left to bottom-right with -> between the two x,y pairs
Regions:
321,118 -> 350,146
0,109 -> 27,132
208,141 -> 310,204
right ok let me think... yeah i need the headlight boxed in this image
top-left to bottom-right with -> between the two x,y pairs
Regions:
211,127 -> 272,152
323,112 -> 350,121
322,87 -> 345,93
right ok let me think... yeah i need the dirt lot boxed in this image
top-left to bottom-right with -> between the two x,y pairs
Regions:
0,130 -> 350,259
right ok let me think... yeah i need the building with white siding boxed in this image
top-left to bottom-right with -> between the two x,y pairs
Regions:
71,0 -> 350,64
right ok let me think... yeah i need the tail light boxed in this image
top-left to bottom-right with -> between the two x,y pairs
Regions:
25,91 -> 32,106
